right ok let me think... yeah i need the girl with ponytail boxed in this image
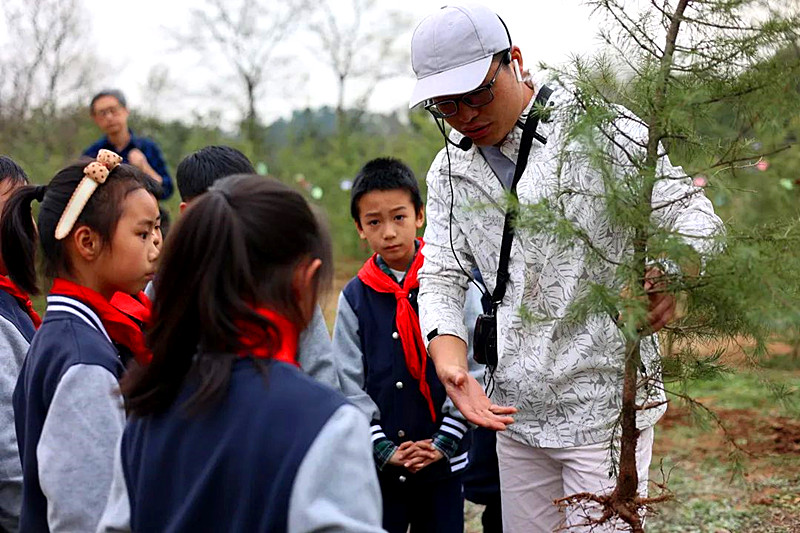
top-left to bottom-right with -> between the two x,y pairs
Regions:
0,152 -> 161,532
97,174 -> 383,533
0,156 -> 40,532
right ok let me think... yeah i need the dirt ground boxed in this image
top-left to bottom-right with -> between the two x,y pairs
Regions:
328,259 -> 800,532
465,357 -> 800,532
646,356 -> 800,533
657,405 -> 800,457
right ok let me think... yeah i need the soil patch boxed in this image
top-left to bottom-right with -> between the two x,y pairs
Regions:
657,405 -> 800,457
667,336 -> 798,367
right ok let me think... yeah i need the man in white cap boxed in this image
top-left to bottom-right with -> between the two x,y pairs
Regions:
411,4 -> 723,531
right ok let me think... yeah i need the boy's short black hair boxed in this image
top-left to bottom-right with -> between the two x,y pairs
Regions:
176,146 -> 256,201
90,89 -> 127,113
350,158 -> 422,221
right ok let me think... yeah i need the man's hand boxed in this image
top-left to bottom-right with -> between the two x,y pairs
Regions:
128,148 -> 163,184
438,364 -> 516,430
403,440 -> 443,474
127,148 -> 149,169
644,267 -> 675,333
428,335 -> 515,430
385,441 -> 416,468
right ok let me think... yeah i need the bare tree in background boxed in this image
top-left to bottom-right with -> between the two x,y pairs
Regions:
179,0 -> 313,145
0,0 -> 94,121
141,65 -> 175,119
309,0 -> 411,136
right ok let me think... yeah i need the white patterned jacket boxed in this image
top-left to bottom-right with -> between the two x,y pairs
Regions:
418,83 -> 723,448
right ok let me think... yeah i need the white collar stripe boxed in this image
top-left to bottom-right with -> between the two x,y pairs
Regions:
46,296 -> 111,343
46,296 -> 104,330
45,305 -> 99,331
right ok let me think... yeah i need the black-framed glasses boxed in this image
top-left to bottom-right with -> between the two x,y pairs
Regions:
93,104 -> 123,118
425,55 -> 507,119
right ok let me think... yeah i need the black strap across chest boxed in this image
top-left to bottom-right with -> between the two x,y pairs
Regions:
491,85 -> 553,309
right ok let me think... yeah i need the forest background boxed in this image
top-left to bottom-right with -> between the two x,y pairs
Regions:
1,0 -> 799,531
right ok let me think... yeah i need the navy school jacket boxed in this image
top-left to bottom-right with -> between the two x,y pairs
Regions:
0,289 -> 37,531
0,290 -> 36,344
14,294 -> 126,532
102,359 -> 382,532
338,274 -> 470,483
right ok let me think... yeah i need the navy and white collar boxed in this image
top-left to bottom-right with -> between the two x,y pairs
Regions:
45,295 -> 112,343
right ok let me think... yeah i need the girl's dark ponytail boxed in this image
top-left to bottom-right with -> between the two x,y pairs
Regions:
32,185 -> 47,202
1,185 -> 48,294
123,188 -> 249,415
123,174 -> 333,417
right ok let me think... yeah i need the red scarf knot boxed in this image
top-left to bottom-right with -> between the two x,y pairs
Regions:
0,275 -> 42,329
237,308 -> 299,367
357,239 -> 437,422
50,278 -> 152,366
110,291 -> 152,326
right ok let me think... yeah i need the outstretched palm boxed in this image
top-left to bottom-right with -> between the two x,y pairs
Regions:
440,366 -> 516,431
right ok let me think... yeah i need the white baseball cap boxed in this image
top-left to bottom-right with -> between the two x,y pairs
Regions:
409,4 -> 511,108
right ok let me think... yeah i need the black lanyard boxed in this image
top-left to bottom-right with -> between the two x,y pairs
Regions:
491,85 -> 553,310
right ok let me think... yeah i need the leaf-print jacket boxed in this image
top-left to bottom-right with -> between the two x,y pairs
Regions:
418,84 -> 724,448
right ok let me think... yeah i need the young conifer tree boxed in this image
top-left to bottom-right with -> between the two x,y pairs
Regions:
522,0 -> 800,529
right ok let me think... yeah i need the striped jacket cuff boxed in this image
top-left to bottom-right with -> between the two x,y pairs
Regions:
370,423 -> 396,471
449,450 -> 469,473
432,415 -> 468,460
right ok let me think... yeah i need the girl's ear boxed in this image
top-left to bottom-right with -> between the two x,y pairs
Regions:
292,257 -> 322,325
71,225 -> 103,262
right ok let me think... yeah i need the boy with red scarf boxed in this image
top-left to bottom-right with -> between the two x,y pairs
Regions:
333,158 -> 468,533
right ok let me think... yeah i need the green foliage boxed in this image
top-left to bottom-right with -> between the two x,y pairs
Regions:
661,346 -> 731,384
526,0 -> 800,519
683,220 -> 800,340
535,0 -> 800,374
0,103 -> 445,262
649,361 -> 800,532
0,106 -> 99,184
265,107 -> 442,259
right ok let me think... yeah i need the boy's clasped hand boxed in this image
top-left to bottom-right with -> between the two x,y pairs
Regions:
387,440 -> 444,473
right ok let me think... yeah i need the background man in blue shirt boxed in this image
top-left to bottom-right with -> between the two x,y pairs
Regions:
84,89 -> 174,199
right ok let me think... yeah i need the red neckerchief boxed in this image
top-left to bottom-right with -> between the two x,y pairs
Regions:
238,308 -> 299,367
110,291 -> 152,326
0,275 -> 42,328
357,240 -> 436,422
50,278 -> 152,365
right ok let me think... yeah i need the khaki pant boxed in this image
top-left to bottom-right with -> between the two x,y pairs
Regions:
497,427 -> 654,532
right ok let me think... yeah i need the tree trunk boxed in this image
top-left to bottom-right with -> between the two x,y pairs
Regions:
609,0 -> 691,527
244,76 -> 259,147
616,336 -> 643,500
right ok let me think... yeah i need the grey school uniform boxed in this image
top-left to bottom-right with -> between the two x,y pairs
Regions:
0,289 -> 37,532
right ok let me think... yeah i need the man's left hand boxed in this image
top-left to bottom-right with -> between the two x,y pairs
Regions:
128,148 -> 149,169
644,267 -> 675,333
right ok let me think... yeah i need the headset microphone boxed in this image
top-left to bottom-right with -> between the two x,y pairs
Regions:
435,118 -> 474,151
451,136 -> 473,151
